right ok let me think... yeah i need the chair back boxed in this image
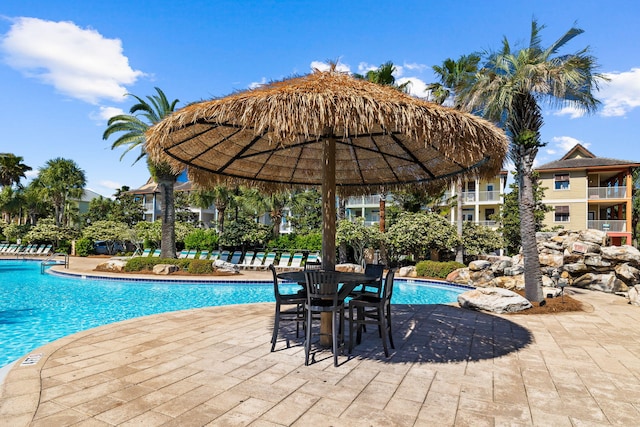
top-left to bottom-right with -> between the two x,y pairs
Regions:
364,263 -> 386,296
382,269 -> 396,302
304,270 -> 341,307
304,261 -> 322,271
269,264 -> 291,303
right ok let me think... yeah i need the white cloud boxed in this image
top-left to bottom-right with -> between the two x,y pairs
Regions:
553,105 -> 585,119
396,77 -> 428,98
1,17 -> 144,104
310,60 -> 351,73
248,77 -> 267,89
551,136 -> 589,152
98,180 -> 122,191
598,68 -> 640,117
89,106 -> 125,123
403,62 -> 428,73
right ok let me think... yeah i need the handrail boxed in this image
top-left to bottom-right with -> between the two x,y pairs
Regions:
40,253 -> 69,274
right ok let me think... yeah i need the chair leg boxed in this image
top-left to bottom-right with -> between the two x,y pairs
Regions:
348,305 -> 355,353
270,305 -> 280,352
379,306 -> 389,357
332,310 -> 339,367
386,305 -> 394,349
304,307 -> 312,366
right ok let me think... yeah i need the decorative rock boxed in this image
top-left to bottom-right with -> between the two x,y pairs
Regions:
490,259 -> 512,275
538,253 -> 563,268
503,265 -> 524,276
584,255 -> 612,268
213,260 -> 240,274
458,287 -> 532,314
572,272 -> 626,293
629,285 -> 640,306
398,266 -> 417,277
335,263 -> 363,273
543,286 -> 562,298
469,260 -> 491,271
490,275 -> 524,291
614,263 -> 640,284
469,270 -> 495,287
540,241 -> 564,252
96,259 -> 127,272
446,268 -> 472,285
541,275 -> 555,287
570,240 -> 600,254
579,229 -> 609,245
600,245 -> 640,265
153,264 -> 179,275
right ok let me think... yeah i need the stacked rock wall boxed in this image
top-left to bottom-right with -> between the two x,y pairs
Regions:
446,229 -> 640,296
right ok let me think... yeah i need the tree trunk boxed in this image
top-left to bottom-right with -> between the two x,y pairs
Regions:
455,180 -> 464,263
158,176 -> 176,258
519,163 -> 543,302
379,192 -> 386,232
337,197 -> 348,263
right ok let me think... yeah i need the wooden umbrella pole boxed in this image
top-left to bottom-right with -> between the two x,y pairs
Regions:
320,132 -> 336,347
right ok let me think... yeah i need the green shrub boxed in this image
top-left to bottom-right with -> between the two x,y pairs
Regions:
57,240 -> 71,255
415,260 -> 465,279
188,259 -> 213,274
184,228 -> 219,250
124,257 -> 202,273
75,238 -> 94,257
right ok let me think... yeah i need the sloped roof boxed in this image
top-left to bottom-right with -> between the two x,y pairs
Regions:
536,143 -> 640,171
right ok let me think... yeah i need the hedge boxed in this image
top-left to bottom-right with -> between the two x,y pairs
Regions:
415,260 -> 465,279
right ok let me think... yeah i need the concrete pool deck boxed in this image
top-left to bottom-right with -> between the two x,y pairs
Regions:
1,256 -> 640,426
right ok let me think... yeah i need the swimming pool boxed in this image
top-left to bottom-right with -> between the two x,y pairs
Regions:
0,259 -> 467,368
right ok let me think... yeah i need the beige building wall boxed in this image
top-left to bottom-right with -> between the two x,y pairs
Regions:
540,170 -> 588,231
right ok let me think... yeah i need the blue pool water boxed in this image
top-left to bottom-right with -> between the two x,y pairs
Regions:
0,260 -> 465,368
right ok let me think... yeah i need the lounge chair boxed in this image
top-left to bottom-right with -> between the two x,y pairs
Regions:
219,250 -> 230,262
138,248 -> 152,257
186,249 -> 198,259
275,252 -> 291,272
37,244 -> 53,256
280,252 -> 305,271
254,252 -> 276,270
246,251 -> 265,269
228,251 -> 243,265
28,244 -> 43,255
198,250 -> 210,260
0,243 -> 7,253
238,251 -> 255,268
177,249 -> 189,259
151,249 -> 161,257
209,250 -> 220,260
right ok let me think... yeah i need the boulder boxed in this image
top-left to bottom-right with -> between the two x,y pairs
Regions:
398,265 -> 417,277
569,240 -> 601,254
504,265 -> 524,276
213,260 -> 240,274
446,268 -> 472,285
541,275 -> 555,287
96,259 -> 127,272
458,287 -> 532,314
469,270 -> 495,287
572,272 -> 627,293
490,275 -> 524,291
490,259 -> 512,275
563,262 -> 589,274
469,260 -> 491,271
335,263 -> 363,273
543,286 -> 562,298
629,285 -> 640,307
539,253 -> 563,268
579,229 -> 609,245
614,263 -> 640,284
540,241 -> 564,252
600,245 -> 640,265
153,264 -> 179,275
584,254 -> 612,269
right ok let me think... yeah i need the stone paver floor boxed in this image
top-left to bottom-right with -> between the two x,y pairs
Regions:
1,257 -> 640,426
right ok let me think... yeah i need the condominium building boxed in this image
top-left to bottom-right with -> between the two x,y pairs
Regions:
535,144 -> 639,245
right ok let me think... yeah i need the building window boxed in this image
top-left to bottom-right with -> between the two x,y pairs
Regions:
554,174 -> 570,190
554,206 -> 570,222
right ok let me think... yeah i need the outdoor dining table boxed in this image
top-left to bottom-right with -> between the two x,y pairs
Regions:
277,270 -> 379,346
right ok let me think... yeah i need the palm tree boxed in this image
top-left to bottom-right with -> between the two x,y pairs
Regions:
241,188 -> 290,239
103,87 -> 180,258
0,153 -> 32,188
428,54 -> 481,263
461,20 -> 606,302
354,61 -> 409,232
36,158 -> 86,227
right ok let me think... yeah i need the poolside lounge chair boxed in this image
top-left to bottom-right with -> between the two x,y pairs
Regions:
177,249 -> 189,259
246,251 -> 265,269
209,250 -> 220,260
228,251 -> 243,265
0,244 -> 7,253
274,252 -> 292,272
37,244 -> 53,256
186,249 -> 198,259
280,252 -> 305,271
219,250 -> 230,262
198,250 -> 210,260
151,249 -> 161,257
238,251 -> 255,268
28,244 -> 42,255
138,248 -> 152,257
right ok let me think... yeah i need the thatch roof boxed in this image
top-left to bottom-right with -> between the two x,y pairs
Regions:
146,70 -> 508,196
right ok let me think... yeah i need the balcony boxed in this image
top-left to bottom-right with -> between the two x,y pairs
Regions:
587,220 -> 627,232
459,191 -> 501,203
588,186 -> 627,199
346,195 -> 381,206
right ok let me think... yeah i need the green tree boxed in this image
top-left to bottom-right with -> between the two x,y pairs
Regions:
289,189 -> 322,234
24,217 -> 78,247
240,188 -> 290,239
462,222 -> 504,257
500,176 -> 550,255
218,217 -> 269,249
385,212 -> 459,262
35,158 -> 86,227
0,153 -> 32,188
103,87 -> 180,258
111,187 -> 144,227
428,54 -> 481,263
82,220 -> 135,253
461,20 -> 605,302
336,217 -> 383,265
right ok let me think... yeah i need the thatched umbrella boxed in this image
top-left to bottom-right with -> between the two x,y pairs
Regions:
146,70 -> 508,269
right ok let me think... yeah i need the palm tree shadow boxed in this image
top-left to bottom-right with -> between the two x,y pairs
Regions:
350,304 -> 533,363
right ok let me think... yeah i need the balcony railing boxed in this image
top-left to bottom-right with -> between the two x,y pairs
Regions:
588,186 -> 627,199
345,195 -> 381,206
458,191 -> 500,203
587,220 -> 627,232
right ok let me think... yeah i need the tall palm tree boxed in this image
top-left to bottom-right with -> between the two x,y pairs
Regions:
461,20 -> 606,302
354,61 -> 409,232
36,158 -> 86,227
428,54 -> 481,263
240,188 -> 290,239
0,153 -> 32,188
103,87 -> 180,258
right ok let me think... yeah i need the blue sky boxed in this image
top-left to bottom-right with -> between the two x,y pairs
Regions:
1,0 -> 639,197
